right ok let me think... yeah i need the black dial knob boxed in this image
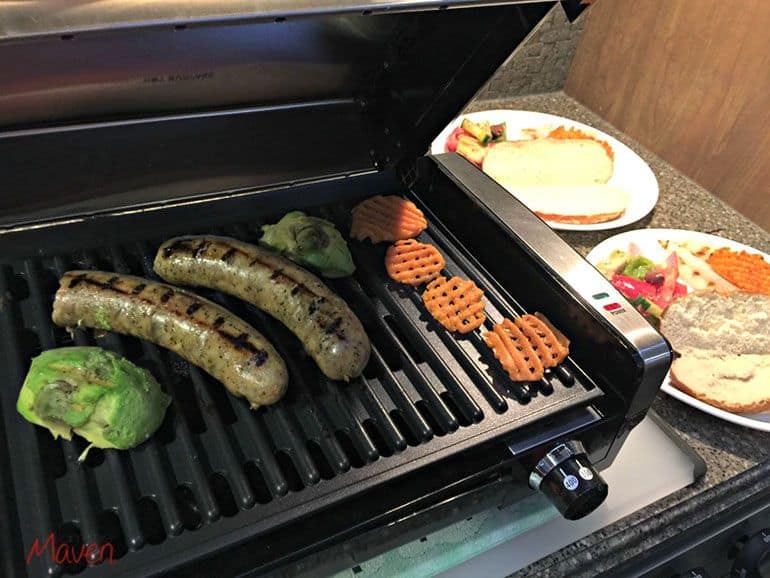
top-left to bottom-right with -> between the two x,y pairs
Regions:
731,528 -> 770,578
529,441 -> 608,520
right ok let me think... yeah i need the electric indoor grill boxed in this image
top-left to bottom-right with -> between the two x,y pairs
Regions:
0,2 -> 672,576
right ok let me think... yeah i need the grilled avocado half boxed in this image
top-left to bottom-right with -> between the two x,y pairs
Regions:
17,347 -> 170,455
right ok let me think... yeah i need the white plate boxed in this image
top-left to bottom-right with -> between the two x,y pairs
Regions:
430,110 -> 659,231
586,228 -> 770,432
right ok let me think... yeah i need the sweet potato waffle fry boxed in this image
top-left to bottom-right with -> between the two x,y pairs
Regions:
707,248 -> 770,295
385,239 -> 445,286
483,319 -> 543,381
422,276 -> 485,333
483,314 -> 570,382
517,314 -> 570,367
350,195 -> 428,243
548,125 -> 614,162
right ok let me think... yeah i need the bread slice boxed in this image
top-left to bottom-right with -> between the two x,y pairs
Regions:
661,291 -> 770,414
482,138 -> 613,188
670,348 -> 770,414
660,291 -> 770,354
510,184 -> 628,224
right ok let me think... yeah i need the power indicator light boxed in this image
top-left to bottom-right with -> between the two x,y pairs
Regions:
603,302 -> 622,312
592,292 -> 609,300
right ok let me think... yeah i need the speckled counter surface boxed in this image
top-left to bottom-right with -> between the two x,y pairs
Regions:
466,92 -> 770,577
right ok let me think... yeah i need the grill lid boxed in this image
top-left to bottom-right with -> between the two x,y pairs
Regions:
0,1 -> 555,227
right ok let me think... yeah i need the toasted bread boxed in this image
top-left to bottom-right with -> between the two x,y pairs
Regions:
482,138 -> 614,188
661,291 -> 770,414
511,184 -> 628,224
660,291 -> 770,355
670,348 -> 770,414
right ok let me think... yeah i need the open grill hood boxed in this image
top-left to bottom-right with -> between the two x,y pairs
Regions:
0,1 -> 557,228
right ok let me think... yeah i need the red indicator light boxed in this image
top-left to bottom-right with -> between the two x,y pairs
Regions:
603,302 -> 622,312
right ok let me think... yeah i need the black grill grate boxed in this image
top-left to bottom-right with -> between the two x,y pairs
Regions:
0,206 -> 601,577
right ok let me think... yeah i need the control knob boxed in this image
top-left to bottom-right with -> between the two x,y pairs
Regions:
528,440 -> 608,520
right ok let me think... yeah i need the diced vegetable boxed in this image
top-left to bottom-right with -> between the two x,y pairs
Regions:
611,272 -> 683,320
445,126 -> 469,153
655,252 -> 680,309
622,256 -> 654,280
461,118 -> 493,144
628,295 -> 664,319
611,274 -> 660,302
644,270 -> 665,285
455,135 -> 487,166
490,122 -> 507,142
596,249 -> 630,279
603,246 -> 687,320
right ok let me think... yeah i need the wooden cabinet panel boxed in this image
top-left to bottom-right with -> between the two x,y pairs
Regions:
565,0 -> 770,230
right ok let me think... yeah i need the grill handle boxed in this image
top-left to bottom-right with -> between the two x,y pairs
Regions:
528,440 -> 608,520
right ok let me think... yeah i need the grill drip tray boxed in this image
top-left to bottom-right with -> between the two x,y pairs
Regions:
0,202 -> 600,577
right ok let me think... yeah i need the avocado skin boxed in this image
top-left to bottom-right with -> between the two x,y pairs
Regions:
17,347 -> 171,450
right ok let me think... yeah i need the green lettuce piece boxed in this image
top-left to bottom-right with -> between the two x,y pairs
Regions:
622,256 -> 654,280
16,347 -> 170,455
261,211 -> 355,278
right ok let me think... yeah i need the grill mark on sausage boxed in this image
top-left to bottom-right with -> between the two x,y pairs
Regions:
68,273 -> 88,288
162,239 -> 194,258
324,316 -> 346,340
173,237 -> 324,299
308,297 -> 325,316
161,237 -> 340,336
132,283 -> 147,295
252,350 -> 269,367
58,274 -> 266,357
160,289 -> 175,303
222,332 -> 263,355
106,276 -> 120,286
186,302 -> 202,316
193,240 -> 211,258
220,247 -> 238,263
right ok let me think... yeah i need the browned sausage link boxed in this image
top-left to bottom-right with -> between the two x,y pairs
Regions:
154,236 -> 371,381
51,271 -> 288,409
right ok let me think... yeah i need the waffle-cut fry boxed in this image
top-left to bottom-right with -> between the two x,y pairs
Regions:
385,239 -> 445,286
707,248 -> 770,295
483,313 -> 570,382
515,314 -> 569,367
350,195 -> 428,243
483,319 -> 543,381
422,276 -> 485,333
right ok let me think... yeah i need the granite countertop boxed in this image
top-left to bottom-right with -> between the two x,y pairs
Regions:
466,92 -> 770,577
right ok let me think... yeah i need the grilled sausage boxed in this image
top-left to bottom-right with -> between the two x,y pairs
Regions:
154,236 -> 371,381
52,271 -> 288,409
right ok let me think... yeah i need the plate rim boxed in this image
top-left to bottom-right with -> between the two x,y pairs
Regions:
585,227 -> 770,432
430,109 -> 660,232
